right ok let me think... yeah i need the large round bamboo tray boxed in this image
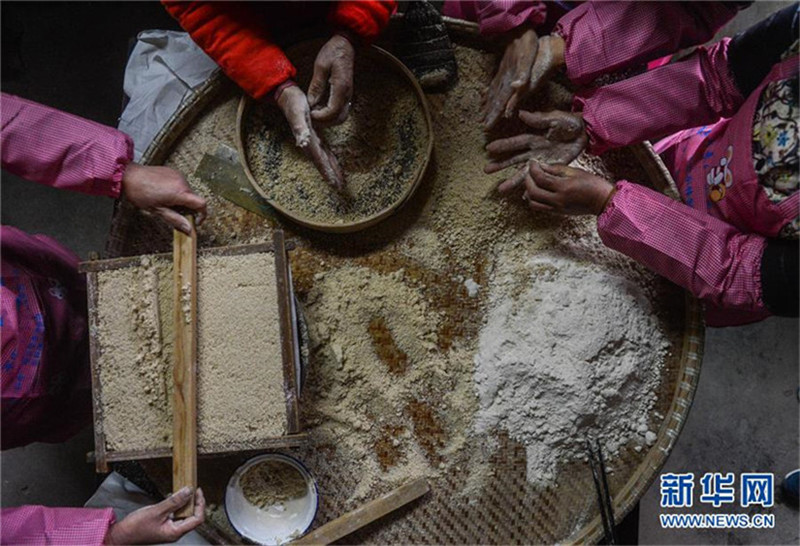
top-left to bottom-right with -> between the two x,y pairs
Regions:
106,20 -> 704,545
236,44 -> 434,233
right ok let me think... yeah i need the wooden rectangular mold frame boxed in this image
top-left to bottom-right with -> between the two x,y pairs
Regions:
80,231 -> 304,473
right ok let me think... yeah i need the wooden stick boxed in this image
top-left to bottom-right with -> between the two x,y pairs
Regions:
273,230 -> 301,433
86,268 -> 109,473
293,478 -> 430,545
150,267 -> 162,348
86,433 -> 309,464
172,216 -> 197,518
78,241 -> 294,273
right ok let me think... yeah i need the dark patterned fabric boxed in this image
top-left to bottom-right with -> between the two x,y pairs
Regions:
752,39 -> 799,237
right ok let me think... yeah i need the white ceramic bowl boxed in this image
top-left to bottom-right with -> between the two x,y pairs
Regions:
225,454 -> 318,545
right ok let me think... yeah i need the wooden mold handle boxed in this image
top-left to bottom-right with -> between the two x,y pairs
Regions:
293,478 -> 430,545
173,216 -> 198,518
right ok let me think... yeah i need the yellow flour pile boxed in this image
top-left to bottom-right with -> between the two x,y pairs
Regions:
96,252 -> 287,453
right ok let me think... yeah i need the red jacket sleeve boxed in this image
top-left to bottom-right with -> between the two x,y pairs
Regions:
162,1 -> 296,100
330,0 -> 396,43
554,1 -> 743,86
597,181 -> 769,325
0,93 -> 132,198
575,39 -> 745,155
0,506 -> 115,546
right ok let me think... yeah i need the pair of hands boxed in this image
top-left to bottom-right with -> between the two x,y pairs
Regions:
483,31 -> 565,131
485,108 -> 593,212
105,487 -> 205,545
276,34 -> 355,190
485,110 -> 610,216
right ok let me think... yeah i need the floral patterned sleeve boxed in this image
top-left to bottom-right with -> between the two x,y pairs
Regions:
752,39 -> 799,237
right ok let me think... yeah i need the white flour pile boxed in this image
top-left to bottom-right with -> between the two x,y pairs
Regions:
474,253 -> 669,489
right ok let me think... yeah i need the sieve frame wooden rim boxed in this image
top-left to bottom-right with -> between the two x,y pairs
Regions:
81,240 -> 307,472
235,44 -> 435,234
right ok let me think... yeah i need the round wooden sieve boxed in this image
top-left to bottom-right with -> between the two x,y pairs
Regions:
236,44 -> 434,233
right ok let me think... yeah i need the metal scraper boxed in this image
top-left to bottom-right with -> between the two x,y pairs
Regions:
193,143 -> 276,219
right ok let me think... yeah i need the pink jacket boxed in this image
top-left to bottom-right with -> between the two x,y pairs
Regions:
442,1 -> 557,35
1,94 -> 131,198
1,506 -> 115,546
583,41 -> 798,325
598,182 -> 771,326
574,39 -> 744,156
1,93 -> 132,545
553,1 -> 742,86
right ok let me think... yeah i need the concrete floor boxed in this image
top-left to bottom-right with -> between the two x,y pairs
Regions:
1,2 -> 797,544
639,4 -> 800,542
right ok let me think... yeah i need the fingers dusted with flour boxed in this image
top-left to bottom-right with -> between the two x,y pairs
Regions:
485,109 -> 587,186
483,27 -> 539,131
276,85 -> 345,190
526,34 -> 565,97
307,34 -> 355,125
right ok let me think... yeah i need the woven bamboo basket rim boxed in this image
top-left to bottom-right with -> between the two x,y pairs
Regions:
235,44 -> 434,233
131,19 -> 706,544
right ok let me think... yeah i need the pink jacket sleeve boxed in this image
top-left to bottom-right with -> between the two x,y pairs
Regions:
1,93 -> 133,198
597,181 -> 767,315
443,1 -> 547,35
1,506 -> 115,546
575,39 -> 745,155
554,1 -> 742,85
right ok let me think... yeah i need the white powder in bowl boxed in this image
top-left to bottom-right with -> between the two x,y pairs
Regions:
474,253 -> 669,489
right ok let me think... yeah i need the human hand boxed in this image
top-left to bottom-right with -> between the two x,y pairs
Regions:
276,85 -> 345,190
483,27 -> 539,131
519,162 -> 615,216
122,164 -> 207,235
104,487 -> 205,545
486,109 -> 587,193
526,34 -> 565,99
307,33 -> 355,125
